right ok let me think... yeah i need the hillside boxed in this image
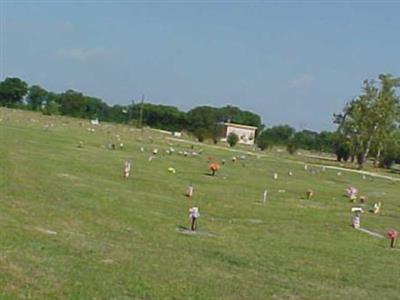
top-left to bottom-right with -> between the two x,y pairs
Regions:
1,108 -> 399,299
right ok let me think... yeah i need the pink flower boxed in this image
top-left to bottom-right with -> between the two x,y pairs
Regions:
387,229 -> 398,239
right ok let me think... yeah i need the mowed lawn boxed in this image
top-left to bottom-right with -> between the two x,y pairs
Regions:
1,109 -> 399,300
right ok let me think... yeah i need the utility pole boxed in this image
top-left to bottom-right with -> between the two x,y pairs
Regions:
128,99 -> 134,124
138,94 -> 145,128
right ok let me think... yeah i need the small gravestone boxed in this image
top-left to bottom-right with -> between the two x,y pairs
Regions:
288,170 -> 293,176
306,189 -> 314,200
186,182 -> 194,198
304,165 -> 308,171
351,207 -> 362,229
273,172 -> 278,180
123,160 -> 131,178
372,202 -> 381,214
263,189 -> 268,203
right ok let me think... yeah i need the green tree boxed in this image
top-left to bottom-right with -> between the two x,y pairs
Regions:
43,100 -> 60,115
286,140 -> 298,155
27,85 -> 48,110
256,134 -> 270,150
258,125 -> 295,146
335,74 -> 400,168
227,132 -> 239,147
292,130 -> 318,150
187,106 -> 221,141
0,77 -> 28,107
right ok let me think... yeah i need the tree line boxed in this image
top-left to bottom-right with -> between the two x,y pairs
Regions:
0,77 -> 261,137
0,75 -> 399,168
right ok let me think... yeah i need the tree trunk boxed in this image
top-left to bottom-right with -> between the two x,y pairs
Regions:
373,147 -> 381,167
359,138 -> 372,169
359,126 -> 377,169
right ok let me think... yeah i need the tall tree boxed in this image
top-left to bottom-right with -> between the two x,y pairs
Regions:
0,77 -> 28,107
27,85 -> 48,110
335,74 -> 400,168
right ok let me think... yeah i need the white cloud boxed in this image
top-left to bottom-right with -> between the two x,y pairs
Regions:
289,74 -> 314,89
57,47 -> 107,62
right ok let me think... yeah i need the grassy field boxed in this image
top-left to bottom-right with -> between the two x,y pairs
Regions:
1,108 -> 400,300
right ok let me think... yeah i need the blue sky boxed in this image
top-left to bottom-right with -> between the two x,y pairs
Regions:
1,1 -> 399,130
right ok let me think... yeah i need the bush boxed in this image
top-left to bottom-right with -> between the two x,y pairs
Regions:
335,142 -> 351,162
227,132 -> 239,147
42,101 -> 60,116
286,142 -> 298,155
257,136 -> 269,151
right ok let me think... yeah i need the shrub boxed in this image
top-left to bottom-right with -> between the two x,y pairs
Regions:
257,136 -> 269,151
227,132 -> 239,147
286,142 -> 298,155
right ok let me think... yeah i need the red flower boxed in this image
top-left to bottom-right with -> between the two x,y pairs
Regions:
386,229 -> 398,239
209,163 -> 220,172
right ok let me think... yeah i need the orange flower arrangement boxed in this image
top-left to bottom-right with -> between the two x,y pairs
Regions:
209,163 -> 220,176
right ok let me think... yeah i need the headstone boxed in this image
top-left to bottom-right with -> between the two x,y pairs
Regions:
123,160 -> 131,178
372,202 -> 381,214
186,183 -> 194,198
263,190 -> 268,203
352,215 -> 360,229
306,189 -> 314,200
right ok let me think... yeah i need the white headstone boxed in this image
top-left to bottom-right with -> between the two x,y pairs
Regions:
263,190 -> 268,203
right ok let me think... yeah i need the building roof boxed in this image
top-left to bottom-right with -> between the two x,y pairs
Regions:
224,122 -> 258,130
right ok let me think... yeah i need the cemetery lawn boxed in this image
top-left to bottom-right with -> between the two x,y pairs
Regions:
1,108 -> 400,300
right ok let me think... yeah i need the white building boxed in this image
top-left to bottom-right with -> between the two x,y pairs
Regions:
221,122 -> 257,145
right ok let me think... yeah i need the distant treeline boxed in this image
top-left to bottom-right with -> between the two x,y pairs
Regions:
0,77 -> 261,138
1,76 -> 399,168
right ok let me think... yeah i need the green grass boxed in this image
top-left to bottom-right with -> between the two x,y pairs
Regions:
1,108 -> 400,299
